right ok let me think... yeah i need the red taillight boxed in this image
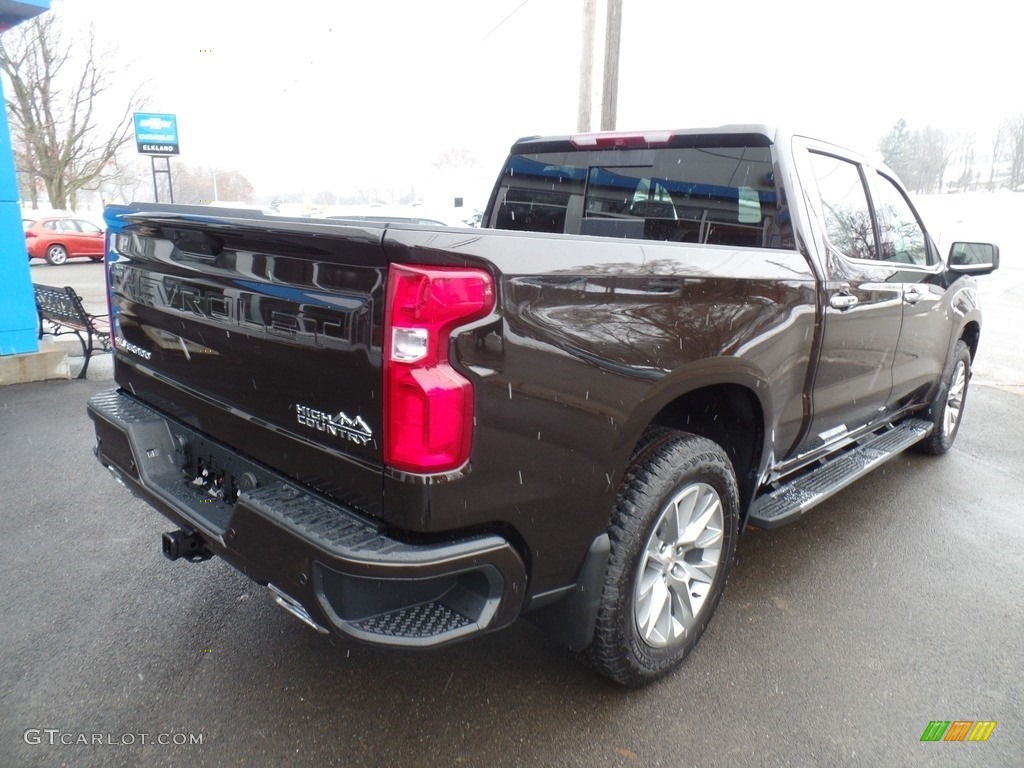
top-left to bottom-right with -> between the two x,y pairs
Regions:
384,263 -> 494,473
570,130 -> 674,148
104,233 -> 117,351
25,231 -> 36,238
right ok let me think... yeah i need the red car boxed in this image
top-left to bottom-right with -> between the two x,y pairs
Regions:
25,217 -> 105,265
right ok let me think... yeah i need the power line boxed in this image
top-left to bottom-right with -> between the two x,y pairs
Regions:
482,0 -> 531,41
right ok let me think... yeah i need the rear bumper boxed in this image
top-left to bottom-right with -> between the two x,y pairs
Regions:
86,389 -> 527,648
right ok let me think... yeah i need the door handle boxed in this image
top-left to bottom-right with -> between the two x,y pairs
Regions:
829,293 -> 858,310
904,287 -> 923,304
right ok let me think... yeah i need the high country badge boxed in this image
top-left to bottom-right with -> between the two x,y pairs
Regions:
295,404 -> 373,446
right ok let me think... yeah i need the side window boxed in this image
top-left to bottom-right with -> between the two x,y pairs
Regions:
75,220 -> 103,234
871,173 -> 928,266
808,152 -> 877,261
492,154 -> 581,234
496,187 -> 571,234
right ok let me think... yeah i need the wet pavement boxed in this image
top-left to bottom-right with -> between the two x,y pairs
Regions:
1,371 -> 1021,767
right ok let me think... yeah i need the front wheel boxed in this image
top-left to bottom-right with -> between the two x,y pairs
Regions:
586,431 -> 739,685
45,244 -> 68,265
915,340 -> 971,455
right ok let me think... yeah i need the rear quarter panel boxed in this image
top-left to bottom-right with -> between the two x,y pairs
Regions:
383,227 -> 816,594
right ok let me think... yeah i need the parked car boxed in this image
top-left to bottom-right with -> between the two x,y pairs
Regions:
25,217 -> 105,265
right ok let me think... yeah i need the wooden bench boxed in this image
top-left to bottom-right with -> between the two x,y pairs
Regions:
33,284 -> 112,379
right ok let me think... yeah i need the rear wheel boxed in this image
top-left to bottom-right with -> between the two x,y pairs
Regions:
45,244 -> 68,265
586,431 -> 739,685
916,340 -> 971,455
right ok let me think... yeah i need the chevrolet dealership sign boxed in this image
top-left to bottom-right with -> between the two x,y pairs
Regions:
133,113 -> 180,155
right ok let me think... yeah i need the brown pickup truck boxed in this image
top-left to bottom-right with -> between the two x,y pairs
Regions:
88,125 -> 998,684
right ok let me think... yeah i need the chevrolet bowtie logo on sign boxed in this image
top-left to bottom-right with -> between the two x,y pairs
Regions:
920,720 -> 997,742
133,112 -> 180,156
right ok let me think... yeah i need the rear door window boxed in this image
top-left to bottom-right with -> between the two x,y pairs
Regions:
808,152 -> 878,261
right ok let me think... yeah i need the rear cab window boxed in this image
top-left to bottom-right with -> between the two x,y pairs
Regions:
489,135 -> 794,250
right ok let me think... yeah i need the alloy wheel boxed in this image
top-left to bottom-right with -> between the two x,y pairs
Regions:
633,482 -> 724,648
46,245 -> 68,265
943,360 -> 966,437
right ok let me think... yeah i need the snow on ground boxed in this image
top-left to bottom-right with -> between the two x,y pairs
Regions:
915,192 -> 1024,393
914,191 -> 1021,256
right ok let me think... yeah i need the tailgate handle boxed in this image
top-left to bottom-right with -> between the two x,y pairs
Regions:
167,227 -> 223,259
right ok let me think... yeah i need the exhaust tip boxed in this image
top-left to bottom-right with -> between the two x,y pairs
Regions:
106,465 -> 127,488
269,584 -> 329,634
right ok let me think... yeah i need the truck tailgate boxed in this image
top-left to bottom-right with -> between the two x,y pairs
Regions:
104,207 -> 387,511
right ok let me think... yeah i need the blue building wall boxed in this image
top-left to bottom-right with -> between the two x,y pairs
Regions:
0,0 -> 52,356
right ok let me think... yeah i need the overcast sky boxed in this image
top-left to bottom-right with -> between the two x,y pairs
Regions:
56,0 -> 1021,201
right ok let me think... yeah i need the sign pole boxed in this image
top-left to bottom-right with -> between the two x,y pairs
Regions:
149,157 -> 174,204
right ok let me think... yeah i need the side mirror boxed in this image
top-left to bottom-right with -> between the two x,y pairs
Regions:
948,242 -> 999,275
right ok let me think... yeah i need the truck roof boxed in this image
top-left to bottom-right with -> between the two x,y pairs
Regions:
508,124 -> 780,154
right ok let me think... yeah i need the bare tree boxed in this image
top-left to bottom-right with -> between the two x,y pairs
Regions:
1005,114 -> 1024,190
879,121 -> 953,193
987,122 -> 1006,190
169,164 -> 255,204
312,189 -> 338,207
99,153 -> 149,204
433,148 -> 480,170
911,126 -> 952,194
0,8 -> 146,210
952,132 -> 977,193
13,139 -> 42,207
878,119 -> 913,183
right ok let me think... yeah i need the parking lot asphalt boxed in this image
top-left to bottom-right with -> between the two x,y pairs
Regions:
1,371 -> 1021,767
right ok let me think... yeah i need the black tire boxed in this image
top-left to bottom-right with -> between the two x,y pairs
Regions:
915,340 -> 971,455
586,431 -> 739,686
45,244 -> 68,265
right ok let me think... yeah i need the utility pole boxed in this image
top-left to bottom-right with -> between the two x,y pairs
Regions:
578,0 -> 624,132
577,0 -> 596,132
600,0 -> 622,131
